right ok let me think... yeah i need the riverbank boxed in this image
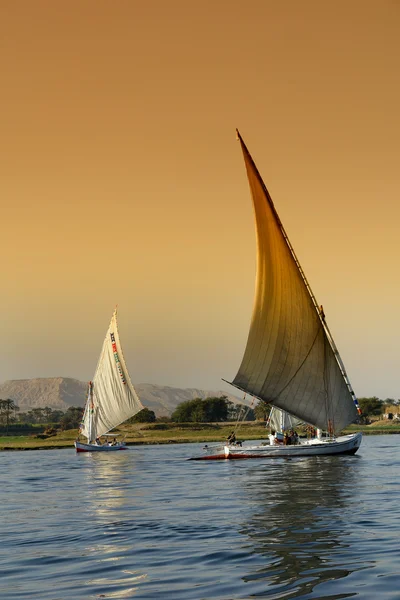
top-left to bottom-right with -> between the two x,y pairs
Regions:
1,419 -> 400,450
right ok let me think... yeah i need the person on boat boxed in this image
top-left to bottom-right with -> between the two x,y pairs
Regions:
111,438 -> 117,446
284,432 -> 291,445
269,431 -> 277,445
227,431 -> 236,444
95,437 -> 102,446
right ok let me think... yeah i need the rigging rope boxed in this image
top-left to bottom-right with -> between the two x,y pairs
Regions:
233,394 -> 256,436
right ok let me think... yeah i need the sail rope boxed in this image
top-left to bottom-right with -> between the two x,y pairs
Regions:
323,336 -> 335,437
233,394 -> 256,436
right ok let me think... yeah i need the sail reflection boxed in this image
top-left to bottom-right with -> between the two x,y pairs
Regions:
81,452 -> 147,597
240,456 -> 363,598
85,452 -> 134,518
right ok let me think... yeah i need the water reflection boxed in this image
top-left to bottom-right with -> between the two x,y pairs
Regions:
240,456 -> 363,598
85,452 -> 133,518
80,452 -> 148,598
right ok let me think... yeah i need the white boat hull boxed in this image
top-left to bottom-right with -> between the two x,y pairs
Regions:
74,441 -> 128,452
191,432 -> 362,460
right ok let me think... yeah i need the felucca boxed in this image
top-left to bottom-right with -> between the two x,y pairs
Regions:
75,309 -> 143,452
194,132 -> 362,460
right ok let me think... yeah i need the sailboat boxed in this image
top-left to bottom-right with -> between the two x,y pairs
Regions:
75,308 -> 144,452
194,131 -> 362,460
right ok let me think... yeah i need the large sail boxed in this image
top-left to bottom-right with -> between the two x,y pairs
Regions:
80,309 -> 143,441
231,132 -> 358,434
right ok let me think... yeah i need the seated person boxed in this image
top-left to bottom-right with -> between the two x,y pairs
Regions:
227,431 -> 236,444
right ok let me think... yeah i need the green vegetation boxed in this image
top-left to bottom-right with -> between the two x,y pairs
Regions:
0,398 -> 19,435
0,421 -> 269,450
1,418 -> 400,451
171,396 -> 256,423
1,394 -> 400,450
128,408 -> 157,423
358,397 -> 385,419
357,396 -> 400,418
0,402 -> 84,435
254,401 -> 271,421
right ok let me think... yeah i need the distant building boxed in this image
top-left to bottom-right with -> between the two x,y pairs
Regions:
383,405 -> 400,420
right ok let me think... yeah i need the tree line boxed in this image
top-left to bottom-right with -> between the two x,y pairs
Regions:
357,397 -> 399,421
1,394 -> 392,435
0,400 -> 85,434
0,396 -> 264,435
170,396 -> 269,423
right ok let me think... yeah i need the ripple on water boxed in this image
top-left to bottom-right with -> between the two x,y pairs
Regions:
1,438 -> 400,599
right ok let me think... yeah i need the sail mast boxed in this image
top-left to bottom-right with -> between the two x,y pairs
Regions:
319,315 -> 360,412
87,381 -> 93,443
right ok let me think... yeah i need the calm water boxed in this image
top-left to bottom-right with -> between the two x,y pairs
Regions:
1,435 -> 400,599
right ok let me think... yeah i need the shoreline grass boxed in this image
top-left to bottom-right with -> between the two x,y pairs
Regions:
1,419 -> 400,451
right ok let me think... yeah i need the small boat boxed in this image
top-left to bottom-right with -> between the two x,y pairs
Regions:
75,308 -> 144,452
192,131 -> 362,460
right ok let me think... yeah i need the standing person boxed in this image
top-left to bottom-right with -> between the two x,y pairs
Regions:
269,430 -> 277,445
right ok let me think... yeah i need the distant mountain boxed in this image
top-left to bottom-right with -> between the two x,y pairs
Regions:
0,377 -> 248,417
0,378 -> 87,413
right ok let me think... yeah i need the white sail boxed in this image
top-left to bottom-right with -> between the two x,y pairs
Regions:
230,132 -> 359,434
267,407 -> 302,433
80,309 -> 143,442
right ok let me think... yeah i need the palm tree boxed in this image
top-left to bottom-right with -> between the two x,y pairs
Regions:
0,398 -> 18,435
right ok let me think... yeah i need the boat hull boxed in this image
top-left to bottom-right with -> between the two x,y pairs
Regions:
190,432 -> 362,460
74,441 -> 128,452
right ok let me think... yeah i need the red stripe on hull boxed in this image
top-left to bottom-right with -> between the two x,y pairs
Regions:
189,454 -> 227,460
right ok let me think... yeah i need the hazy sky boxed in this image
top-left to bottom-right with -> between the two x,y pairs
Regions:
1,0 -> 399,400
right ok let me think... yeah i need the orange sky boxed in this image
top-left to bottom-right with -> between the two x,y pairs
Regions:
1,0 -> 399,399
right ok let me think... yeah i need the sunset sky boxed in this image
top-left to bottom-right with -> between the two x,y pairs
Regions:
1,0 -> 400,400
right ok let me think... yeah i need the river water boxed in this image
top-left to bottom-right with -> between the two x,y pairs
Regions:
1,435 -> 399,599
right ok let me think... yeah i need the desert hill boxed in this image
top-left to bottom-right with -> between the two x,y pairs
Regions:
0,377 -> 247,417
